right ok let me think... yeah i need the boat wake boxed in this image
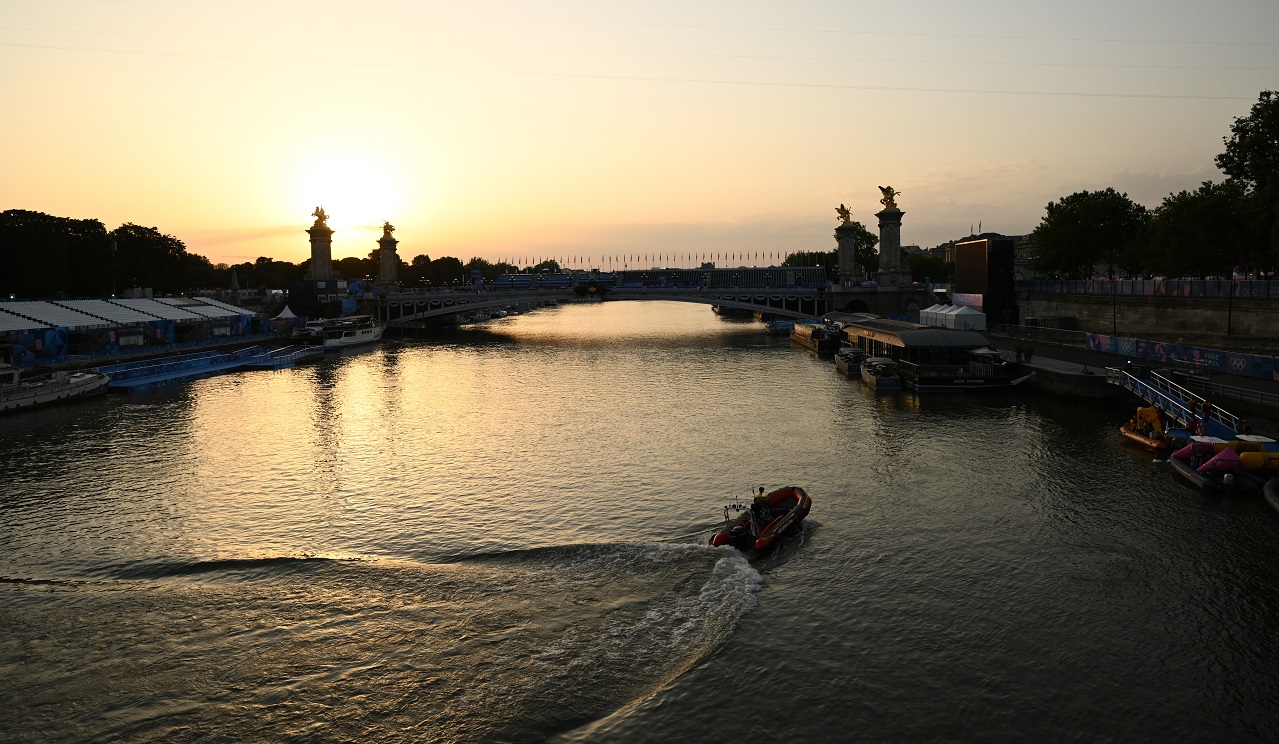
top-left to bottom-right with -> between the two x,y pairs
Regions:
0,542 -> 762,744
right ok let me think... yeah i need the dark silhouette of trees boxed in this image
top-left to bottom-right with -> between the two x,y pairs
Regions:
1031,189 -> 1149,278
0,210 -> 112,297
1146,180 -> 1253,278
907,252 -> 950,284
1215,90 -> 1278,271
110,223 -> 217,293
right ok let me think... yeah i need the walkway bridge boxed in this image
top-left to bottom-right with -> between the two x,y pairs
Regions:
1106,368 -> 1241,439
375,285 -> 833,326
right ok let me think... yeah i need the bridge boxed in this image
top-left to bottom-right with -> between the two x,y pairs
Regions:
374,285 -> 835,326
372,266 -> 940,327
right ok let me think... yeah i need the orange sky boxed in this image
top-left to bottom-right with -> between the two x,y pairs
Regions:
3,1 -> 1276,267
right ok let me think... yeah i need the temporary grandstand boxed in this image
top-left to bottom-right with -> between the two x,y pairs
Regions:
0,297 -> 266,367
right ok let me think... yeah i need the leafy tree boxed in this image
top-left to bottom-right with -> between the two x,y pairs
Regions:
0,209 -> 112,297
531,259 -> 560,274
836,220 -> 880,274
431,256 -> 466,286
1216,90 -> 1279,271
1147,180 -> 1253,277
1031,188 -> 1149,278
110,223 -> 203,294
1217,91 -> 1279,196
907,252 -> 950,284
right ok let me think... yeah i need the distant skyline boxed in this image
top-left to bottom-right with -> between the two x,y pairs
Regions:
3,0 -> 1276,266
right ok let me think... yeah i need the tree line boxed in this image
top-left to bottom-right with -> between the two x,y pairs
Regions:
1031,90 -> 1278,279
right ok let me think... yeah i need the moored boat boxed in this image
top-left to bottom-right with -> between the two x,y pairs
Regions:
295,315 -> 386,350
710,486 -> 812,555
834,346 -> 867,377
790,323 -> 839,354
0,364 -> 110,414
1168,437 -> 1269,493
1265,478 -> 1279,515
860,357 -> 902,391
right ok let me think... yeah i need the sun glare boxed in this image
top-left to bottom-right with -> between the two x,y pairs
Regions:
295,148 -> 403,234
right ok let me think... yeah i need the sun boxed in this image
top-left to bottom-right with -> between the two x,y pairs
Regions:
295,147 -> 403,234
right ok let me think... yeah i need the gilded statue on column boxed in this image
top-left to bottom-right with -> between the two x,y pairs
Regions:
312,206 -> 329,226
878,186 -> 900,210
382,221 -> 395,238
836,203 -> 852,225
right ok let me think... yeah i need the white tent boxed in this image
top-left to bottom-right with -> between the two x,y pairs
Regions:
939,304 -> 963,329
274,305 -> 298,320
951,305 -> 986,331
920,303 -> 944,327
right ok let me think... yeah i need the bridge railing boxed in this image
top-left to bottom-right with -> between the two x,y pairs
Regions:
1149,371 -> 1239,434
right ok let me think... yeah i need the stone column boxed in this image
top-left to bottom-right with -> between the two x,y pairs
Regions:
875,208 -> 911,288
306,218 -> 335,281
377,231 -> 400,288
835,223 -> 867,286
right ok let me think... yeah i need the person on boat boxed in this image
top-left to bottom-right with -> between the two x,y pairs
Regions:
752,486 -> 769,519
1239,420 -> 1252,435
1201,400 -> 1213,426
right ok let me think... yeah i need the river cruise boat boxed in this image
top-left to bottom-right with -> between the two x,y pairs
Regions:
1,364 -> 109,413
295,315 -> 386,350
860,357 -> 902,391
839,317 -> 1030,393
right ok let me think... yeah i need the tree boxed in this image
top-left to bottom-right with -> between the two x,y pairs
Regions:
1216,90 -> 1279,271
1031,188 -> 1149,278
0,210 -> 111,297
1217,91 -> 1279,196
783,250 -> 839,281
837,220 -> 880,274
1147,181 -> 1253,278
907,253 -> 949,284
110,223 -> 197,294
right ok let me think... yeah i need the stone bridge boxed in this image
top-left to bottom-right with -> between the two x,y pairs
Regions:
374,285 -> 939,326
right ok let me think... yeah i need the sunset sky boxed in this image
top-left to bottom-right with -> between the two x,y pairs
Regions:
3,1 -> 1276,268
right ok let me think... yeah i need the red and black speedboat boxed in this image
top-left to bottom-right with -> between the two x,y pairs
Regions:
710,486 -> 812,554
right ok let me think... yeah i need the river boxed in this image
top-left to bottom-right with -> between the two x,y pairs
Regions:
2,301 -> 1277,743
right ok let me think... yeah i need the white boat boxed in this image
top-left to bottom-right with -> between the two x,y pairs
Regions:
294,316 -> 386,349
860,357 -> 902,391
1,364 -> 110,413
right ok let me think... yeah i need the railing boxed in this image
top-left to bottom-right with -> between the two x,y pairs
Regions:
1020,278 -> 1279,299
1164,371 -> 1279,411
1107,368 -> 1241,437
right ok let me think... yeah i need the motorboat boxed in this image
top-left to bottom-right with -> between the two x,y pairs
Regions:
1,364 -> 109,414
860,357 -> 902,391
294,315 -> 386,349
834,346 -> 867,377
710,486 -> 812,556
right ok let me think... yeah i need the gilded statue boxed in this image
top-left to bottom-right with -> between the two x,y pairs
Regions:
382,221 -> 395,238
836,203 -> 852,225
878,186 -> 900,210
312,206 -> 329,226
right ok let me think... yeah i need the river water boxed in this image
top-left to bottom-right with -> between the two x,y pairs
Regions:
2,301 -> 1277,743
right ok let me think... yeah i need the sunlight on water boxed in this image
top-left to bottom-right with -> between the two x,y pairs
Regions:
2,301 -> 1278,743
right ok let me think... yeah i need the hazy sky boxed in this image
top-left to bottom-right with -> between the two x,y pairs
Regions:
3,0 -> 1277,267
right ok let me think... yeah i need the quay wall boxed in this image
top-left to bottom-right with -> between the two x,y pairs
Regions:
1021,293 -> 1279,353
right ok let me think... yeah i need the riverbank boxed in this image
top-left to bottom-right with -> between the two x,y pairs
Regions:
987,331 -> 1279,435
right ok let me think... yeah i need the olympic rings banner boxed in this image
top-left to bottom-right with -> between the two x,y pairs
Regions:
1085,334 -> 1279,382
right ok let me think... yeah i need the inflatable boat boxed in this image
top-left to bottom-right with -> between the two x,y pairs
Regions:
1168,438 -> 1268,494
1265,479 -> 1279,516
711,486 -> 811,555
